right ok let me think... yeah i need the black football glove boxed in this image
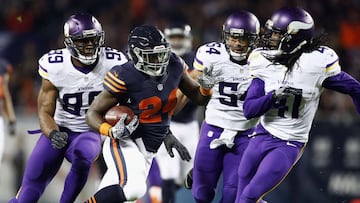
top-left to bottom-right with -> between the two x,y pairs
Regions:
49,130 -> 68,149
163,130 -> 191,161
184,168 -> 193,189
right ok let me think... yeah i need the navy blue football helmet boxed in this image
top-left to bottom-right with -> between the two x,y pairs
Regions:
222,10 -> 260,62
128,25 -> 171,77
64,14 -> 104,65
263,7 -> 314,55
164,23 -> 192,56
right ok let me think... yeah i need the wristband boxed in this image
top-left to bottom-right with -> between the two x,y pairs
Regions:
99,122 -> 112,137
199,86 -> 212,96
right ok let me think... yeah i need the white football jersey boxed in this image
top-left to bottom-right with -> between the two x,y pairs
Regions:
193,42 -> 258,131
38,47 -> 128,132
248,46 -> 341,142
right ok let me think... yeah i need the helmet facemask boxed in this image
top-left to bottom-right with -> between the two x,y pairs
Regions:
64,29 -> 104,65
223,28 -> 258,62
222,11 -> 260,63
63,14 -> 105,65
130,44 -> 171,77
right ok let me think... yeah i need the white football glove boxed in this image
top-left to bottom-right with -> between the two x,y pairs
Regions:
273,86 -> 290,101
198,66 -> 222,90
110,114 -> 139,139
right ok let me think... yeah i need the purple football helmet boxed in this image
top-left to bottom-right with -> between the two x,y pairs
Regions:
128,25 -> 171,77
222,10 -> 260,62
64,14 -> 105,65
263,7 -> 314,54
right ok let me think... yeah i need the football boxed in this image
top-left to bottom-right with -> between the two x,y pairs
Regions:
104,105 -> 135,126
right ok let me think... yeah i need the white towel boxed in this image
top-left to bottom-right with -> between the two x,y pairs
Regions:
209,129 -> 237,149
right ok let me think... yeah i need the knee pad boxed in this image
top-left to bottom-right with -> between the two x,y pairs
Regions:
193,185 -> 215,203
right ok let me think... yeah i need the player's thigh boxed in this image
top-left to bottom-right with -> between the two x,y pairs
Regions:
194,123 -> 224,173
100,137 -> 154,200
223,137 -> 249,187
66,131 -> 102,162
156,143 -> 181,180
24,134 -> 65,180
173,120 -> 199,156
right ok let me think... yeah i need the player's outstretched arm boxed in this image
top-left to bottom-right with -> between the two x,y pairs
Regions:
179,71 -> 211,106
173,69 -> 202,114
322,71 -> 360,113
243,78 -> 275,119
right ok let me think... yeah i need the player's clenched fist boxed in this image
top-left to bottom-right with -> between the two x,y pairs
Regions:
49,130 -> 68,149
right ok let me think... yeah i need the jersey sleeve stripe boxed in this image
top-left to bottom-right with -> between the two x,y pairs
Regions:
104,75 -> 127,90
107,72 -> 126,85
325,60 -> 339,72
38,66 -> 48,78
104,81 -> 125,93
193,57 -> 204,71
39,65 -> 48,73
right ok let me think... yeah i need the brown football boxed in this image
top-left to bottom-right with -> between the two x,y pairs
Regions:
104,105 -> 135,126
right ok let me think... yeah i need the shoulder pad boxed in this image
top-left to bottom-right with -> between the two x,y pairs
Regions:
193,42 -> 227,71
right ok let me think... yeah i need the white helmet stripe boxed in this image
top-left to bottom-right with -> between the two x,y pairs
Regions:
287,20 -> 314,34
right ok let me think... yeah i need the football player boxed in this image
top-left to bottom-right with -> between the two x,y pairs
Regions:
236,7 -> 360,203
186,11 -> 262,203
84,25 -> 214,203
0,58 -> 16,167
8,14 -> 128,203
149,22 -> 200,203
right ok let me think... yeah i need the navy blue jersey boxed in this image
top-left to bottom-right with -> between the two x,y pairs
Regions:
104,53 -> 185,152
172,51 -> 199,123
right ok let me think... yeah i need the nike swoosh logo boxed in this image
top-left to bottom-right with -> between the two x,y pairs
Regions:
286,142 -> 296,147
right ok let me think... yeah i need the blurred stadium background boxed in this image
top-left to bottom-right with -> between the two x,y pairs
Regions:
1,0 -> 360,202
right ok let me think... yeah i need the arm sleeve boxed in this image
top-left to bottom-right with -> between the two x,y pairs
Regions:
103,67 -> 128,102
322,71 -> 360,113
243,78 -> 275,119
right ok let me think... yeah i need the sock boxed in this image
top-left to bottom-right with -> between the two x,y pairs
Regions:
162,179 -> 176,203
85,185 -> 126,203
